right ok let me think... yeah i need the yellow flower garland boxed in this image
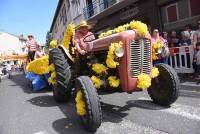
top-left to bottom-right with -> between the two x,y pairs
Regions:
62,23 -> 75,49
98,20 -> 148,39
75,90 -> 86,116
151,67 -> 159,78
50,40 -> 57,48
137,73 -> 151,90
92,63 -> 108,74
129,20 -> 148,37
108,76 -> 120,88
152,40 -> 164,60
106,42 -> 123,68
48,71 -> 57,85
91,76 -> 103,89
48,64 -> 55,72
26,56 -> 49,75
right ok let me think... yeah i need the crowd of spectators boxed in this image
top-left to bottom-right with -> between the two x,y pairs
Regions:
150,20 -> 200,80
157,20 -> 200,49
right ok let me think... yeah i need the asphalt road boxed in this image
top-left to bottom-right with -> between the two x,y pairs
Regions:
0,74 -> 200,134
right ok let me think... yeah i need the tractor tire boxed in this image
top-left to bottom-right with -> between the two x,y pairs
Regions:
75,76 -> 102,132
49,48 -> 71,102
148,63 -> 179,106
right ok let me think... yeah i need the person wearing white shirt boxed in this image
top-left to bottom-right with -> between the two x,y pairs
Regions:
184,24 -> 195,45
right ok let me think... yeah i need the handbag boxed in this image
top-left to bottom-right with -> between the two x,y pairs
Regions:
161,42 -> 169,58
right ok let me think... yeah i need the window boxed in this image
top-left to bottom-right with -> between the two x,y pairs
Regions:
72,0 -> 81,18
66,0 -> 70,10
60,13 -> 62,24
54,23 -> 58,33
166,4 -> 178,23
62,4 -> 67,25
190,0 -> 200,16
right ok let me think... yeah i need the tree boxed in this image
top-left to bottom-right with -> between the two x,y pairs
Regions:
46,31 -> 52,47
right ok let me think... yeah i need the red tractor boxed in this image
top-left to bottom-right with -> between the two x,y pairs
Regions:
49,23 -> 179,132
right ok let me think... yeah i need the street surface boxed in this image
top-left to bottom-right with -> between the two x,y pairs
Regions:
0,74 -> 200,134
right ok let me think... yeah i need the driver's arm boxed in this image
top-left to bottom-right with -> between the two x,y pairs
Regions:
74,37 -> 85,54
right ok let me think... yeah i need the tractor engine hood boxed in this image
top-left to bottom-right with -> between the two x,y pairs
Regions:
88,30 -> 137,52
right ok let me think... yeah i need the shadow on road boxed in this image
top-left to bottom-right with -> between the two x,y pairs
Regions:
10,73 -> 51,94
28,95 -> 94,134
28,95 -> 57,107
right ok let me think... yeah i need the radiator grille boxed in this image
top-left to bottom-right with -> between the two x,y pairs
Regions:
130,39 -> 151,77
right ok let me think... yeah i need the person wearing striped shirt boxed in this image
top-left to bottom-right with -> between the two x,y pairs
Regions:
27,34 -> 39,61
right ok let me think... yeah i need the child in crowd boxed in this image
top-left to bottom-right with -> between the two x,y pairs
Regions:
180,31 -> 191,46
194,42 -> 200,82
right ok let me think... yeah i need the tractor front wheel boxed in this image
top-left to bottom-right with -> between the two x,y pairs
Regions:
75,76 -> 102,132
148,63 -> 179,106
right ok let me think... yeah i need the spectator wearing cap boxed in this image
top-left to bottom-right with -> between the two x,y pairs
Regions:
26,34 -> 39,61
193,20 -> 200,49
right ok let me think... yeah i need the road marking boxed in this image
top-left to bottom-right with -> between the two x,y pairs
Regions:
45,92 -> 53,96
137,97 -> 200,121
97,118 -> 167,134
34,130 -> 48,134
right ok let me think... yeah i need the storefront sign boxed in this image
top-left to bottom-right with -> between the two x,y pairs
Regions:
120,6 -> 139,20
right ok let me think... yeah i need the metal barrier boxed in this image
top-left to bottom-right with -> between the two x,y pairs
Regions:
168,46 -> 194,73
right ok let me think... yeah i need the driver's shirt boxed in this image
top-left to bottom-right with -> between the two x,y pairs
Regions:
74,31 -> 95,53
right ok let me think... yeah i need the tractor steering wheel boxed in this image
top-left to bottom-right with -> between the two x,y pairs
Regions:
83,33 -> 97,43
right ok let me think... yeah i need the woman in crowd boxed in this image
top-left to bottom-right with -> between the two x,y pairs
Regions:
151,29 -> 168,65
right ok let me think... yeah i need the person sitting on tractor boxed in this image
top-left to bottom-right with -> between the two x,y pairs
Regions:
74,21 -> 95,55
74,21 -> 95,74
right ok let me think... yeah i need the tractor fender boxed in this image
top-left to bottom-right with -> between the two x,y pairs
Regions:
58,45 -> 75,63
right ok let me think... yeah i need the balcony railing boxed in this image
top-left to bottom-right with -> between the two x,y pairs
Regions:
83,0 -> 117,20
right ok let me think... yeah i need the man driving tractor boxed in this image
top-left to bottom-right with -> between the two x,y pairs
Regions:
74,21 -> 95,55
74,21 -> 95,74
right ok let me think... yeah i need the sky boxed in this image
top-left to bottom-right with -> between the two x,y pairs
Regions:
0,0 -> 58,44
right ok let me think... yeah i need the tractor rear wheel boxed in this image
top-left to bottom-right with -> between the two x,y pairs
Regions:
75,76 -> 102,132
49,48 -> 72,102
148,63 -> 179,106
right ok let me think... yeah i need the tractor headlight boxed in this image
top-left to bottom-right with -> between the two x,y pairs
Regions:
115,47 -> 124,58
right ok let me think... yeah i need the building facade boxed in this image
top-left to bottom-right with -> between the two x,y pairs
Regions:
0,32 -> 26,56
50,0 -> 73,43
50,0 -> 200,41
83,0 -> 161,33
158,0 -> 200,31
50,0 -> 87,43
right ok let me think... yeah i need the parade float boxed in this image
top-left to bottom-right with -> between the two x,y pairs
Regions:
46,20 -> 179,132
25,41 -> 57,91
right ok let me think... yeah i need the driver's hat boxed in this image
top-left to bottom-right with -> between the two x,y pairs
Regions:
78,21 -> 89,29
27,34 -> 33,37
